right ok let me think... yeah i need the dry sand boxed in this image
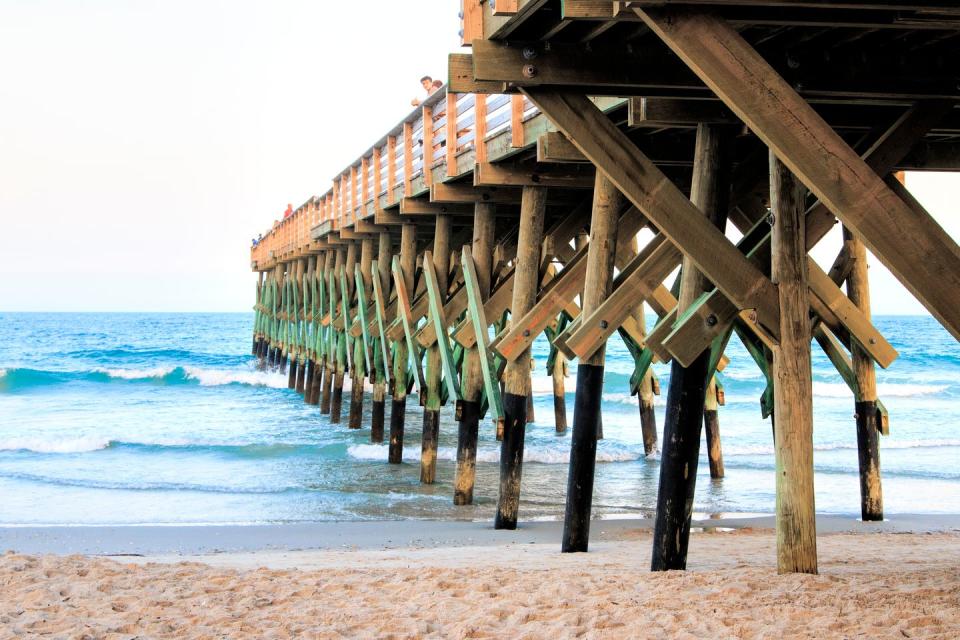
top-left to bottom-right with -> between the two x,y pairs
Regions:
1,527 -> 958,639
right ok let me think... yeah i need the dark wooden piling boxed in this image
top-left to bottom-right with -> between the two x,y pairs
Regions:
704,375 -> 724,478
421,215 -> 451,483
304,256 -> 320,405
454,202 -> 495,505
349,238 -> 374,429
319,250 -> 336,414
626,237 -> 659,455
330,248 -> 347,424
495,185 -> 547,530
844,226 -> 884,521
563,173 -> 623,553
389,223 -> 417,463
652,124 -> 731,571
770,152 -> 818,575
371,231 -> 392,443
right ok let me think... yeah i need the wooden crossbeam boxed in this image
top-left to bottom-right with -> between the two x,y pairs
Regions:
474,162 -> 596,188
638,7 -> 960,341
523,88 -> 782,340
399,198 -> 475,216
430,182 -> 580,206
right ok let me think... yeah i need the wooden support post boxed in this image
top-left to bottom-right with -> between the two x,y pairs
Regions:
771,152 -> 818,575
704,375 -> 724,479
551,336 -> 568,434
330,248 -> 347,424
389,224 -> 417,463
563,173 -> 623,553
454,203 -> 496,505
349,238 -> 374,429
304,255 -> 319,405
285,262 -> 296,386
844,226 -> 884,522
422,215 -> 451,484
371,232 -> 392,443
495,186 -> 547,530
652,124 -> 732,571
294,258 -> 307,396
320,250 -> 336,414
627,237 -> 659,456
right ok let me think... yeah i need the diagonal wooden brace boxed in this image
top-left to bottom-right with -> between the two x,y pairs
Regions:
422,250 -> 463,403
637,6 -> 960,341
462,245 -> 504,426
522,88 -> 782,341
391,256 -> 426,395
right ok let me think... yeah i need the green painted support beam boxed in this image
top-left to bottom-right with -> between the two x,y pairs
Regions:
422,250 -> 462,403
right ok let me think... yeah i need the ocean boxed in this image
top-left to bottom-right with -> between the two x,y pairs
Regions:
0,312 -> 958,525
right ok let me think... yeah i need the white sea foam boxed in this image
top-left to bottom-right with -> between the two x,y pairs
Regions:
95,367 -> 175,380
182,366 -> 289,389
724,438 -> 960,457
0,436 -> 111,454
812,381 -> 949,398
347,442 -> 652,464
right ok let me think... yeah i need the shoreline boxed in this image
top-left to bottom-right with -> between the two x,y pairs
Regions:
2,512 -> 958,557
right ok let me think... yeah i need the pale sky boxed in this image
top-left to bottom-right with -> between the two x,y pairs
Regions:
0,1 -> 956,316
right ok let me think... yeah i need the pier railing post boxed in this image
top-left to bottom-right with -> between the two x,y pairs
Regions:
562,173 -> 623,552
771,151 -> 818,575
495,185 -> 546,530
652,123 -> 732,571
389,223 -> 417,463
454,202 -> 495,505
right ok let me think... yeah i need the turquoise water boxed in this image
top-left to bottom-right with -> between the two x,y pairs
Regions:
0,312 -> 958,525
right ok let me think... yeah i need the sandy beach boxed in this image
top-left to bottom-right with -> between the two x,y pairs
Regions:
1,517 -> 958,639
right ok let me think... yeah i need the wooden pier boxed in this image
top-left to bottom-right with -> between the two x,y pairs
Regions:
250,1 -> 959,573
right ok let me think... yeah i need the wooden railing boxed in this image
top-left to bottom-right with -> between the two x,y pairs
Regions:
250,85 -> 538,270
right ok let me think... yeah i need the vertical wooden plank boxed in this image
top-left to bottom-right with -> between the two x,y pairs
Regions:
510,94 -> 524,148
771,151 -> 818,575
403,122 -> 414,197
446,92 -> 458,173
373,147 -> 382,206
460,0 -> 483,46
422,105 -> 434,186
387,136 -> 398,204
475,94 -> 488,162
361,156 -> 370,211
350,166 -> 358,223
